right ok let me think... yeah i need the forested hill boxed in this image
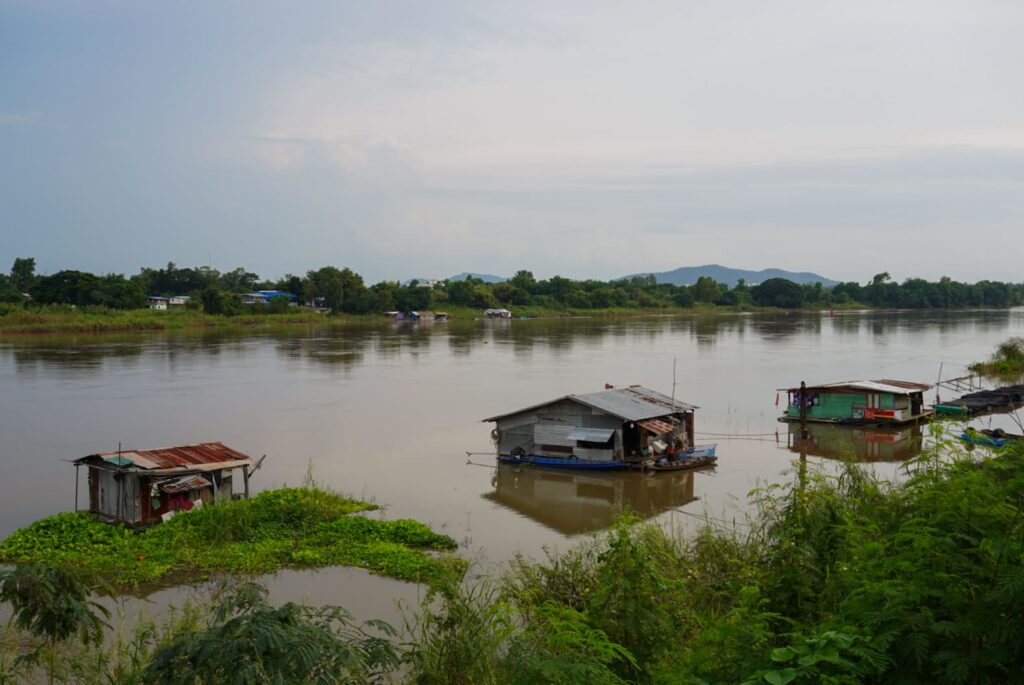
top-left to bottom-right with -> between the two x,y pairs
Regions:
621,264 -> 838,287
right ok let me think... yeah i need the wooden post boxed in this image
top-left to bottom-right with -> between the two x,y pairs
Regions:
243,467 -> 250,500
799,381 -> 808,501
74,464 -> 79,512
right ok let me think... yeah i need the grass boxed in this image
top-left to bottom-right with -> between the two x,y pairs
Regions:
0,304 -> 339,334
0,487 -> 462,588
0,302 -> 843,335
969,336 -> 1024,380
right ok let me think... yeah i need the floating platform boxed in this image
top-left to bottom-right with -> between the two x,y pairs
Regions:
936,384 -> 1024,417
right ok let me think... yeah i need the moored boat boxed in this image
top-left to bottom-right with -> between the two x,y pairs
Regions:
632,445 -> 718,472
958,428 -> 1022,448
497,454 -> 627,470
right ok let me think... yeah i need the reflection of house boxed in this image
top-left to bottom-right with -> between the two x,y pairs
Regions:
73,442 -> 256,528
785,422 -> 924,462
483,465 -> 700,535
484,308 -> 512,319
780,380 -> 932,425
484,385 -> 698,464
146,296 -> 168,311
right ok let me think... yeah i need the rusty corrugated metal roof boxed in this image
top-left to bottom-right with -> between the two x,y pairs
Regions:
157,474 -> 213,493
85,442 -> 251,470
637,418 -> 677,436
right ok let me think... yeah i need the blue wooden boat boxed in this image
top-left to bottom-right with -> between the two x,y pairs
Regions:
497,454 -> 628,470
958,429 -> 1021,448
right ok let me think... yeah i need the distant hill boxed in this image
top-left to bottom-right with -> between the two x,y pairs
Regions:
620,264 -> 837,288
448,272 -> 506,284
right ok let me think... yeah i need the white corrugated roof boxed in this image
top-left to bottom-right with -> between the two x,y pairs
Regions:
781,380 -> 931,395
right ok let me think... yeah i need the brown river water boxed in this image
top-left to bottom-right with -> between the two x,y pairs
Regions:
1,309 -> 1022,624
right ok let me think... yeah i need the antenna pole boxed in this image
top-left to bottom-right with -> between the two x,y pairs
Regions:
671,357 -> 677,408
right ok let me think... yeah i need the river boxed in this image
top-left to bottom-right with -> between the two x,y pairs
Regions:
1,309 -> 1022,623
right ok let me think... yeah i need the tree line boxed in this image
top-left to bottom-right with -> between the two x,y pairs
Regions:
2,258 -> 1022,313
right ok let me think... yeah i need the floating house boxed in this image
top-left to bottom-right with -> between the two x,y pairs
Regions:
73,442 -> 258,528
779,380 -> 932,425
146,296 -> 168,311
484,385 -> 698,466
484,308 -> 512,319
241,290 -> 298,305
409,311 -> 435,321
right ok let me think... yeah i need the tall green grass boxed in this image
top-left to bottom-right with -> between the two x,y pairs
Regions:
401,430 -> 1024,684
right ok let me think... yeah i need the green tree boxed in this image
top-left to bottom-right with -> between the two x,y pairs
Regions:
0,563 -> 110,683
672,286 -> 695,308
510,270 -> 537,294
200,286 -> 239,315
10,257 -> 36,292
751,278 -> 804,308
692,276 -> 723,304
144,583 -> 398,684
0,274 -> 23,302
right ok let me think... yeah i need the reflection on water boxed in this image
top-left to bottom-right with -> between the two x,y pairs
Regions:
783,422 -> 925,462
483,463 -> 704,535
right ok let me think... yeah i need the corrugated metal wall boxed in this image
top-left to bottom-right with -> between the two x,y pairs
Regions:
495,399 -> 623,460
94,470 -> 141,523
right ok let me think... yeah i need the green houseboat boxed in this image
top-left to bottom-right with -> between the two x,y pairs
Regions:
779,380 -> 933,426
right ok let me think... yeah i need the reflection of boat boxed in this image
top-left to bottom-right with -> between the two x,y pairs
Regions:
958,428 -> 1022,448
483,463 -> 701,535
785,422 -> 924,462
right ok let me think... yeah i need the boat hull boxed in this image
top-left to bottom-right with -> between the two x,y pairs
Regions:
497,455 -> 628,470
958,430 -> 1022,448
778,412 -> 933,427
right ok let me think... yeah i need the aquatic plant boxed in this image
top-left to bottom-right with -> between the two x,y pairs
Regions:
970,336 -> 1024,379
0,487 -> 461,588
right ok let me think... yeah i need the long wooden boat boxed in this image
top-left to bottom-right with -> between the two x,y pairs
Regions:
497,454 -> 628,470
628,444 -> 718,472
958,428 -> 1022,448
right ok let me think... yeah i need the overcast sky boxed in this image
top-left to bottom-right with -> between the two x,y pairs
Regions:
2,0 -> 1022,284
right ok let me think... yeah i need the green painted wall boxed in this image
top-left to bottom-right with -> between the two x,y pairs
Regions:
786,391 -> 870,419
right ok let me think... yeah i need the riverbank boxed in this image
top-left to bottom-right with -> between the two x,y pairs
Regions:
0,487 -> 461,588
0,302 -> 871,335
